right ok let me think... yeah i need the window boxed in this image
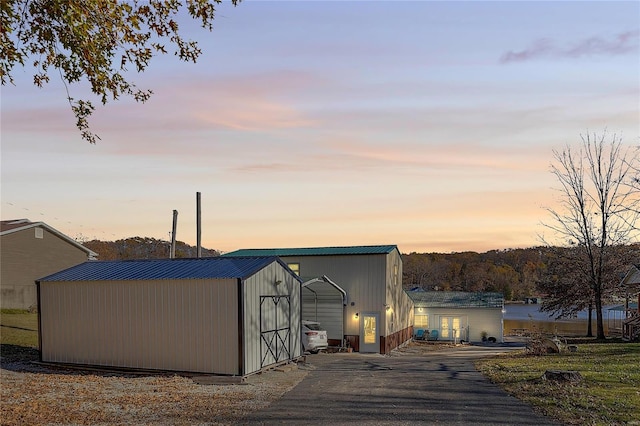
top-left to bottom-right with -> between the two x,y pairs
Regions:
393,264 -> 398,286
364,315 -> 377,344
303,322 -> 321,331
440,317 -> 462,339
287,263 -> 300,276
415,314 -> 429,328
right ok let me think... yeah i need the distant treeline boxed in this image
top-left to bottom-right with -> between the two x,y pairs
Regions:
82,238 -> 638,303
83,237 -> 219,260
401,244 -> 639,302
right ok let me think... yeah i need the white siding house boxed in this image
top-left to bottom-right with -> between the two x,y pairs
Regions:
224,245 -> 414,354
37,257 -> 302,376
407,291 -> 504,343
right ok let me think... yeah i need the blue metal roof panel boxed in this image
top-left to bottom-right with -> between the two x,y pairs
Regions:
406,291 -> 504,309
223,245 -> 397,257
38,257 -> 280,282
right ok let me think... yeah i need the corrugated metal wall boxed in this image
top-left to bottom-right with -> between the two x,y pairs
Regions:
302,285 -> 343,342
40,278 -> 240,374
242,262 -> 301,375
385,250 -> 414,336
280,254 -> 387,337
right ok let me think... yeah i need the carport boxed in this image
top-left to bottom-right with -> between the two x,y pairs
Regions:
301,275 -> 346,347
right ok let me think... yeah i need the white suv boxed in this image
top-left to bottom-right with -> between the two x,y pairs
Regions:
301,320 -> 328,354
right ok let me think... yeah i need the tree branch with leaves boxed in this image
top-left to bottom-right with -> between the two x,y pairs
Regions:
1,0 -> 239,143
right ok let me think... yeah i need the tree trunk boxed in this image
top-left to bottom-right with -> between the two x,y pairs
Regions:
595,293 -> 605,340
586,302 -> 593,337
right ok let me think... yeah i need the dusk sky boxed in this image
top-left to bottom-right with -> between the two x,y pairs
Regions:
1,1 -> 639,254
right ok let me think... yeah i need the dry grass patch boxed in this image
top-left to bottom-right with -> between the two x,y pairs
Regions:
1,364 -> 308,426
1,311 -> 308,425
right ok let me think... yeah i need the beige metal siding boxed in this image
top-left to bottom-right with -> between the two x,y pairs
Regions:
40,278 -> 240,374
1,227 -> 90,310
243,262 -> 301,375
385,250 -> 414,336
281,254 -> 386,336
302,287 -> 343,341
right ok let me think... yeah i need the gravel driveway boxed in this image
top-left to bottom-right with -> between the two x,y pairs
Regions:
2,342 -> 558,425
241,343 -> 560,425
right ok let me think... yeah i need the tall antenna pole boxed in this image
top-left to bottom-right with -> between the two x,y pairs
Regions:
170,210 -> 178,259
196,192 -> 202,258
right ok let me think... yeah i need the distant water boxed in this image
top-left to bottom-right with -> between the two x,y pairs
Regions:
503,303 -> 619,336
504,303 -> 617,321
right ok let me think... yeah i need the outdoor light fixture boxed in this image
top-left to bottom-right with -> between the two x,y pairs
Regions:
355,312 -> 359,319
274,280 -> 282,285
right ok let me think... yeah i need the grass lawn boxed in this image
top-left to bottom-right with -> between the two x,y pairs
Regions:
1,310 -> 38,348
1,310 -> 39,363
476,342 -> 640,426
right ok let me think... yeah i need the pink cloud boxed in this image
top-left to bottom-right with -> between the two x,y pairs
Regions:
320,139 -> 549,172
500,30 -> 639,63
2,70 -> 325,137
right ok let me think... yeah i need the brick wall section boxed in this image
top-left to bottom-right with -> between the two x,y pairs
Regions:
380,326 -> 413,354
345,335 -> 359,352
345,326 -> 414,353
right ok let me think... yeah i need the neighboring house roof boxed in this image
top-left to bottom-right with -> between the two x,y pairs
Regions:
0,219 -> 97,259
407,291 -> 504,309
223,245 -> 398,257
37,256 -> 299,282
621,264 -> 640,290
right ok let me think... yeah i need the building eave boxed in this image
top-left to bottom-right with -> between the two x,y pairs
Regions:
1,221 -> 98,258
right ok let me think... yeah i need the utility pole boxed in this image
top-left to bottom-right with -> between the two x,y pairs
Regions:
196,192 -> 202,258
170,210 -> 178,259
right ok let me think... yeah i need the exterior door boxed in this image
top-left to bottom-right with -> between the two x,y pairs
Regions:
440,317 -> 461,341
360,312 -> 380,353
259,295 -> 292,368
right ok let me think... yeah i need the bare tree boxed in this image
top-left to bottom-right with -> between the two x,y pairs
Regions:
542,131 -> 640,339
628,143 -> 640,211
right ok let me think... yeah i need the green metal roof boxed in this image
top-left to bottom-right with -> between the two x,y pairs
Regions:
406,291 -> 504,309
223,245 -> 398,257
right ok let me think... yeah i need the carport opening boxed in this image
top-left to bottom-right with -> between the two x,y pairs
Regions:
301,276 -> 346,348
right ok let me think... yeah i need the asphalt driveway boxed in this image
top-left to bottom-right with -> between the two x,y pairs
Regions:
242,343 -> 560,425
